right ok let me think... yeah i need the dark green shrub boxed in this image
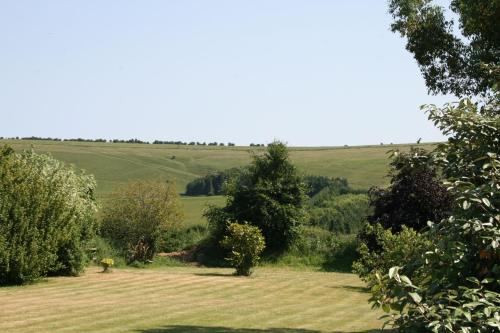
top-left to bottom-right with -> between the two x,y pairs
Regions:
271,230 -> 359,272
273,226 -> 338,268
355,147 -> 453,276
323,234 -> 358,273
220,222 -> 265,276
160,225 -> 208,253
0,147 -> 97,285
309,193 -> 370,234
291,226 -> 337,257
101,180 -> 183,263
205,141 -> 307,255
89,236 -> 126,268
193,237 -> 229,267
367,148 -> 453,233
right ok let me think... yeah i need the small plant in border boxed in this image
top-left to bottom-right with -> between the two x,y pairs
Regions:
100,258 -> 114,273
221,222 -> 265,276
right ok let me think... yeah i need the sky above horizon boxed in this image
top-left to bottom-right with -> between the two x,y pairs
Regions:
0,1 -> 455,146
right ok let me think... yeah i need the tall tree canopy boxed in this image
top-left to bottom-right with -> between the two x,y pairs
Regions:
389,0 -> 499,97
205,141 -> 307,255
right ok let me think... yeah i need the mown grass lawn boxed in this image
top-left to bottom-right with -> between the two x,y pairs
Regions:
0,266 -> 385,333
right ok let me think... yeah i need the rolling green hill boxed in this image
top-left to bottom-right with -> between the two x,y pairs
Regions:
1,139 -> 434,195
2,139 -> 434,226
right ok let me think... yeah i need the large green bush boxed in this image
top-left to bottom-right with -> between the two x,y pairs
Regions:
160,225 -> 208,253
220,222 -> 265,276
101,180 -> 183,263
0,147 -> 97,285
352,223 -> 431,282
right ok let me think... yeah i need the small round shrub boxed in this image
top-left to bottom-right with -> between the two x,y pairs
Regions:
220,222 -> 265,276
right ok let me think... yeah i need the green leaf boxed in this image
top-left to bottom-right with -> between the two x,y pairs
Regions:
408,292 -> 421,303
464,302 -> 482,308
400,275 -> 414,287
484,307 -> 491,317
462,200 -> 471,210
481,277 -> 494,284
388,266 -> 397,279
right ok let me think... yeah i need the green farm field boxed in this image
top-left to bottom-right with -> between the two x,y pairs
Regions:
0,266 -> 386,333
2,139 -> 434,226
2,139 -> 435,195
181,196 -> 226,227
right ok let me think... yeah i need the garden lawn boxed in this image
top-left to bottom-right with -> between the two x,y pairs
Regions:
0,266 -> 385,333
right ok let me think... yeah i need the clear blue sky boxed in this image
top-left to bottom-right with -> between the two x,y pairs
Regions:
0,1 -> 453,146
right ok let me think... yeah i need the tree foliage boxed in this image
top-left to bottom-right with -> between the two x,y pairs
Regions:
309,193 -> 370,234
221,222 -> 265,276
205,141 -> 307,254
303,175 -> 333,197
0,147 -> 97,285
185,168 -> 243,196
353,224 -> 432,282
389,0 -> 499,96
367,148 -> 453,233
369,97 -> 500,331
101,180 -> 183,263
303,175 -> 350,197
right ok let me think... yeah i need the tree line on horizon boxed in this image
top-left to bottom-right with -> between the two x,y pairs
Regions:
0,136 -> 252,147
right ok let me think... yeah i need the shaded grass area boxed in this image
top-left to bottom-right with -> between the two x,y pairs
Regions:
138,326 -> 386,333
322,235 -> 359,273
0,266 -> 385,333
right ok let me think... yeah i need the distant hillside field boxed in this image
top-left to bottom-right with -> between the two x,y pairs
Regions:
2,139 -> 435,197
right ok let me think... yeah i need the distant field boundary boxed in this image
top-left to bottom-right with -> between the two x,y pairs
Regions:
0,139 -> 439,152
